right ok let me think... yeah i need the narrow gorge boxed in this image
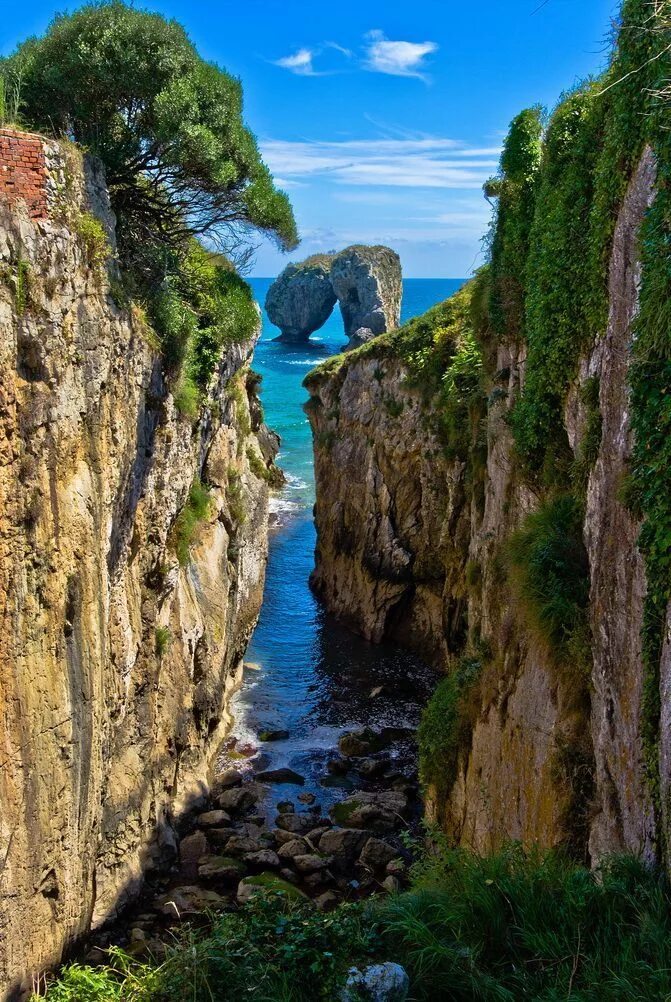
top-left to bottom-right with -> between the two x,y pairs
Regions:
2,1 -> 671,1000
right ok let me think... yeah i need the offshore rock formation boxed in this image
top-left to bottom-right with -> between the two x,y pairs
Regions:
264,255 -> 336,343
330,245 -> 402,349
264,245 -> 401,348
0,134 -> 276,997
304,148 -> 664,864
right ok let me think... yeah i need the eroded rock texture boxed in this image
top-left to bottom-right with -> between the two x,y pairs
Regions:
264,255 -> 336,343
265,245 -> 402,348
330,246 -> 402,349
0,138 -> 275,997
305,149 -> 662,865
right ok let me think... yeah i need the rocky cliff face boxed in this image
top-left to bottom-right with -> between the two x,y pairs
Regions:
264,256 -> 336,343
0,135 -> 275,997
264,245 -> 401,348
305,148 -> 665,864
329,246 -> 401,349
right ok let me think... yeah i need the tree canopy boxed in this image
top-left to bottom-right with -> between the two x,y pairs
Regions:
4,1 -> 298,269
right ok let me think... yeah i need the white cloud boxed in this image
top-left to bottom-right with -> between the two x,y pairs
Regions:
261,136 -> 499,189
364,30 -> 438,80
273,48 -> 318,76
273,43 -> 351,76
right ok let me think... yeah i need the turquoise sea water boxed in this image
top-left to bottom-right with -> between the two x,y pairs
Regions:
223,278 -> 464,807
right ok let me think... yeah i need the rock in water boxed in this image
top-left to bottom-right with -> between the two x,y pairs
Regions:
265,255 -> 336,342
330,245 -> 402,349
341,963 -> 410,1001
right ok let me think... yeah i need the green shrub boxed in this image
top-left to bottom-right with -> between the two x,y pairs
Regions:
246,446 -> 283,488
227,373 -> 252,440
487,106 -> 543,343
40,849 -> 671,1002
383,845 -> 671,1001
572,375 -> 603,490
505,495 -> 590,672
74,212 -> 108,272
382,395 -> 404,418
154,626 -> 171,659
39,896 -> 378,1002
227,469 -> 247,526
418,654 -> 482,801
171,478 -> 212,566
510,85 -> 606,478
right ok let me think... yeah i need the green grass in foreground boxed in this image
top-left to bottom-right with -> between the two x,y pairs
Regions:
37,843 -> 671,1001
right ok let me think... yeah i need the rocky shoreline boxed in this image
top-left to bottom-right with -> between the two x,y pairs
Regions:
83,724 -> 422,963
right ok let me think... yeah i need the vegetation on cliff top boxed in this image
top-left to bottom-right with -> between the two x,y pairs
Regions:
2,0 -> 297,410
38,846 -> 671,1001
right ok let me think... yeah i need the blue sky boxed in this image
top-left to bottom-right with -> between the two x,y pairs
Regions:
2,0 -> 618,277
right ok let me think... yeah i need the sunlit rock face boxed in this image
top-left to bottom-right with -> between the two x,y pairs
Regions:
329,245 -> 402,349
306,149 -> 662,873
0,135 -> 276,997
265,255 -> 336,342
265,245 -> 402,348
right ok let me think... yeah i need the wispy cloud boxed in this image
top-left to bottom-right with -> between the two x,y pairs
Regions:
273,48 -> 318,76
272,42 -> 352,77
364,30 -> 438,80
261,136 -> 499,189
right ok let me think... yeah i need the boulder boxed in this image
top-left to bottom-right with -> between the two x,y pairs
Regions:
359,838 -> 398,870
178,831 -> 209,880
258,729 -> 290,742
218,787 -> 257,813
381,875 -> 402,894
338,728 -> 388,758
292,853 -> 332,874
196,809 -> 231,828
236,873 -> 309,905
315,890 -> 341,911
319,828 -> 369,867
155,885 -> 226,918
330,791 -> 408,832
275,813 -> 317,835
265,256 -> 336,343
225,834 -> 263,856
341,963 -> 409,1002
273,828 -> 299,846
277,838 -> 308,860
245,849 -> 281,869
207,827 -> 233,849
197,855 -> 246,881
330,246 -> 402,349
356,757 -> 390,778
212,768 -> 243,792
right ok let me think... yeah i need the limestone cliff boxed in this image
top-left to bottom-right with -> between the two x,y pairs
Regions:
0,134 -> 276,997
305,139 -> 668,865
